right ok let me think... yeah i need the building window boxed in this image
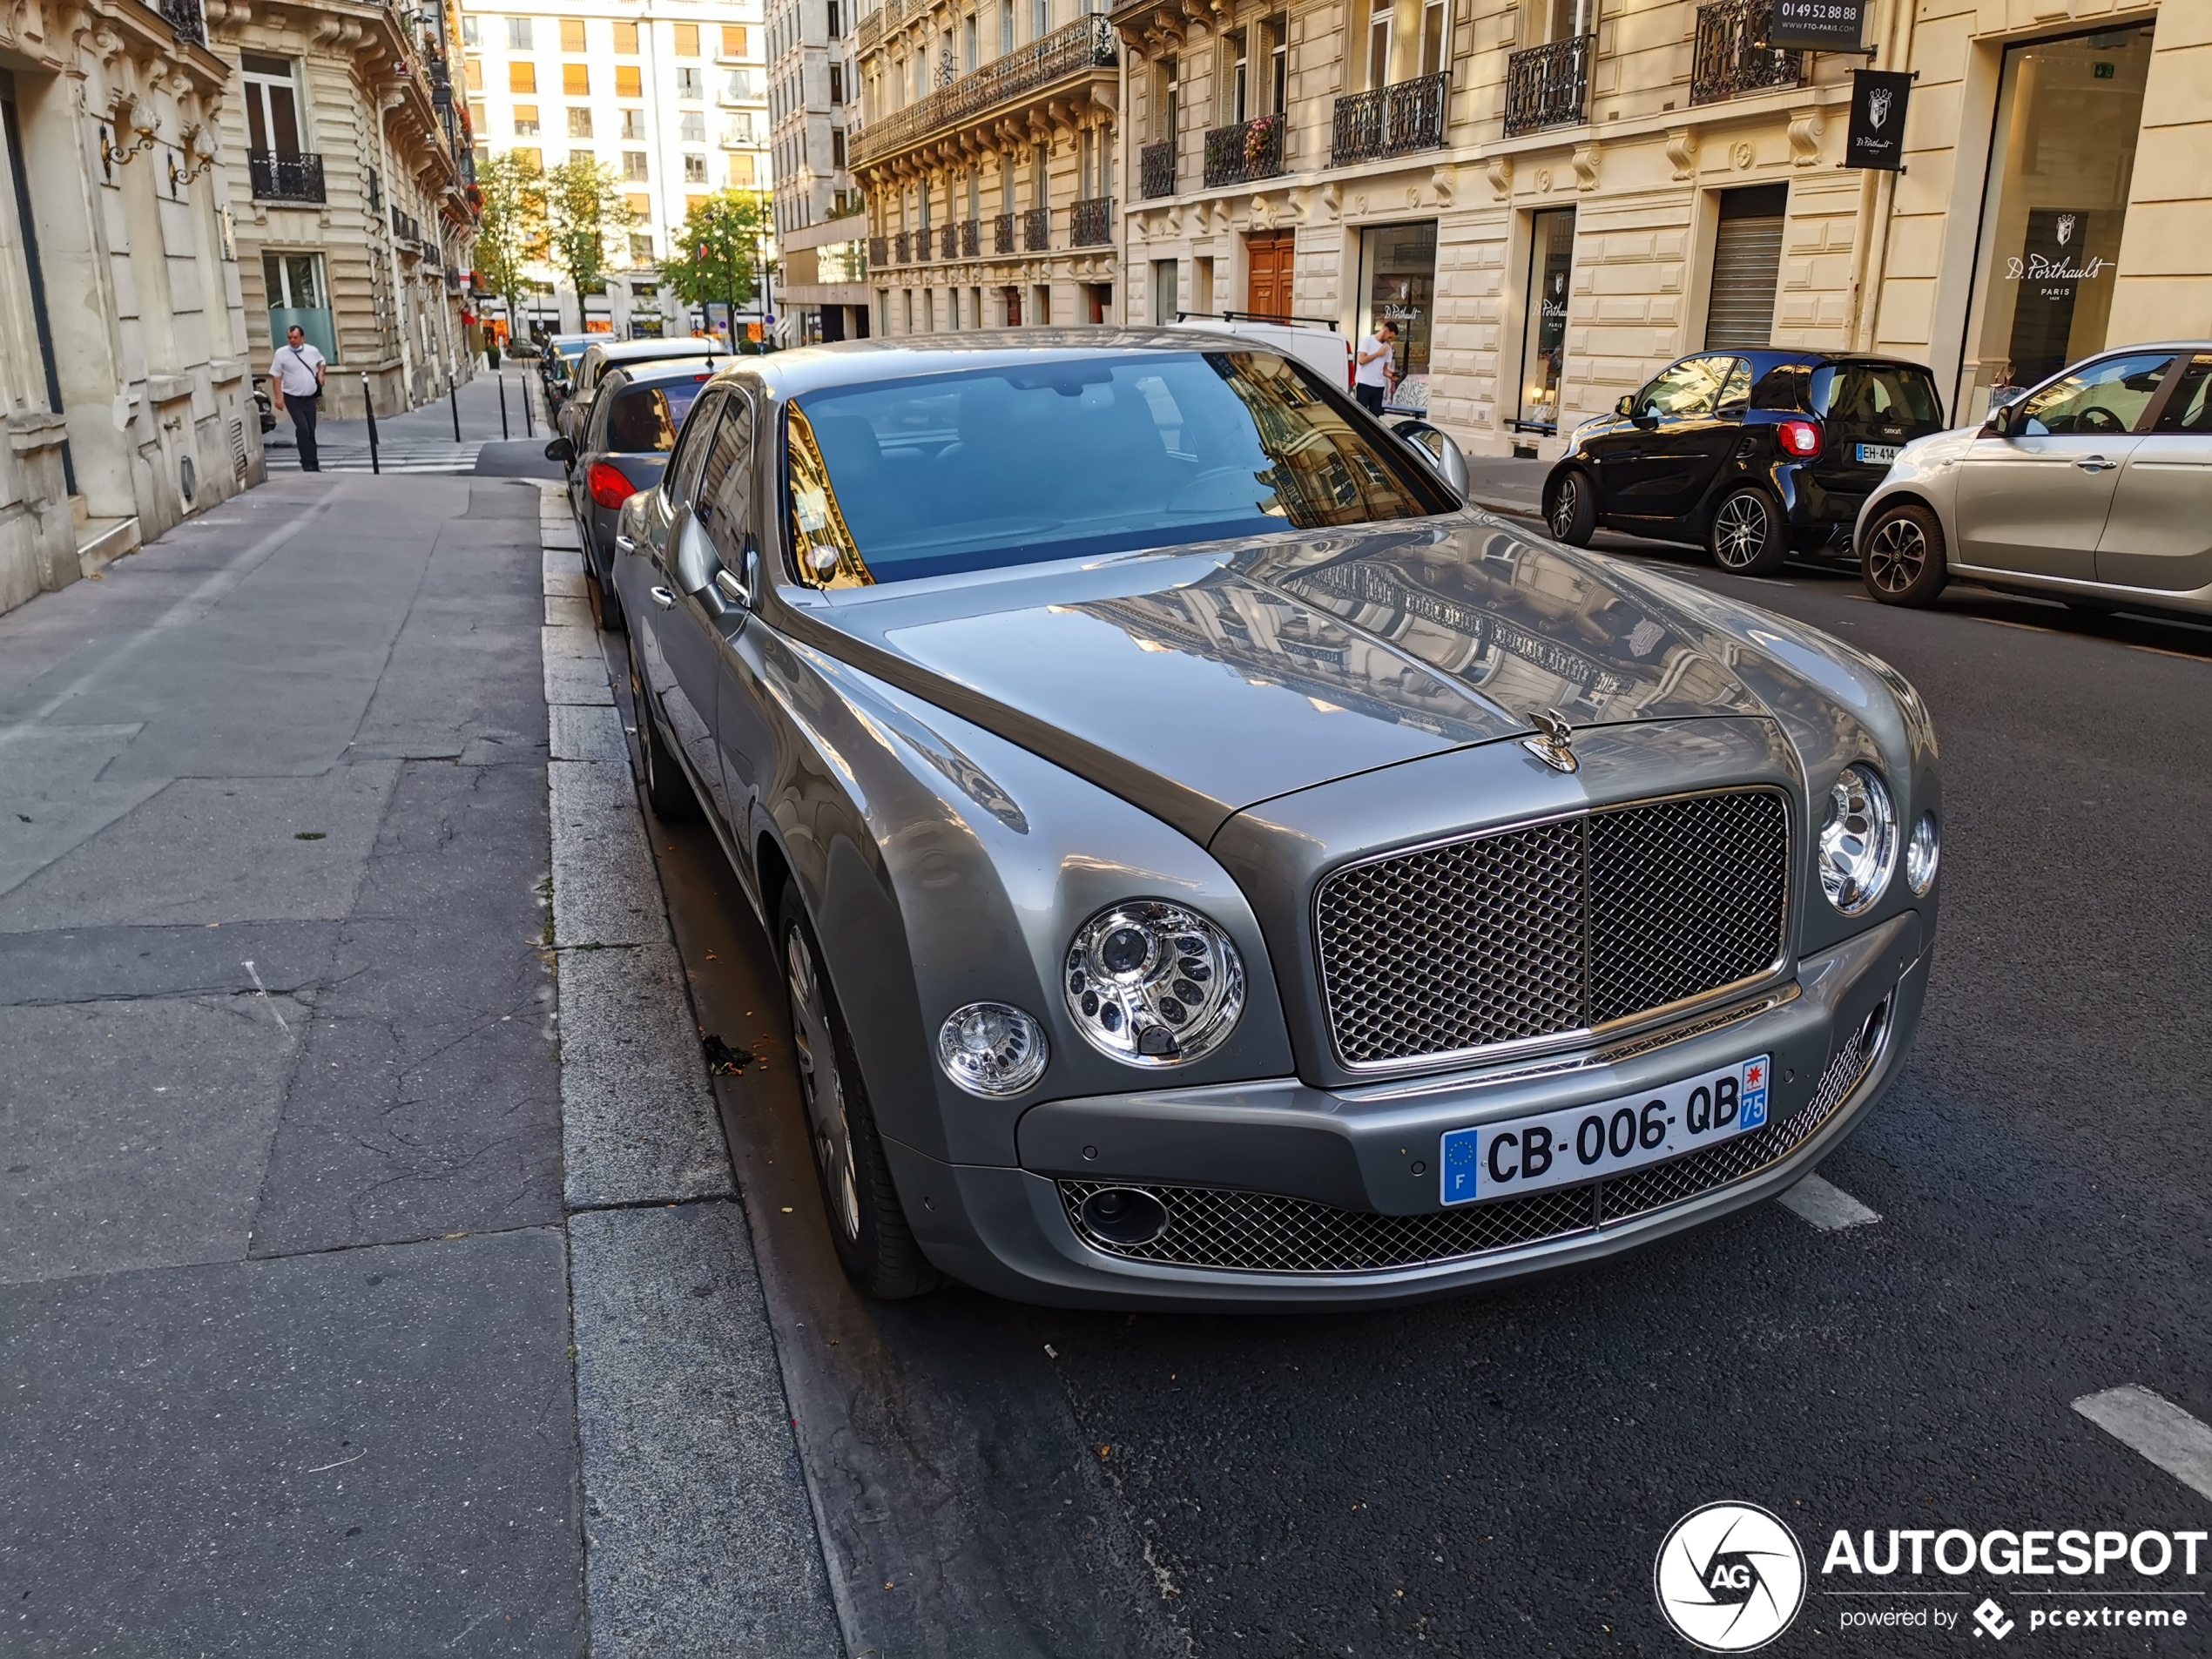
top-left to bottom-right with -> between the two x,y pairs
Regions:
509,61 -> 536,94
560,17 -> 586,51
825,4 -> 840,39
674,23 -> 701,56
240,54 -> 306,152
563,64 -> 590,96
620,109 -> 644,139
1517,206 -> 1575,431
829,64 -> 844,104
680,111 -> 706,143
624,150 -> 649,179
1000,1 -> 1013,56
263,252 -> 334,359
568,106 -> 593,138
677,67 -> 703,99
687,194 -> 709,216
465,57 -> 483,91
631,233 -> 656,263
1420,0 -> 1447,78
469,98 -> 488,132
1548,0 -> 1593,41
1226,30 -> 1249,123
1361,219 -> 1436,413
625,192 -> 651,219
722,24 -> 749,54
460,14 -> 478,44
505,16 -> 532,50
1266,16 -> 1287,114
684,154 -> 708,182
1367,0 -> 1389,91
515,146 -> 543,169
613,20 -> 638,54
570,146 -> 595,165
617,65 -> 643,98
513,105 -> 541,136
832,128 -> 846,168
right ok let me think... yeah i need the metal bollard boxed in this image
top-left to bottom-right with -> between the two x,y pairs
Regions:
523,371 -> 534,438
499,373 -> 509,440
362,374 -> 381,475
449,374 -> 461,442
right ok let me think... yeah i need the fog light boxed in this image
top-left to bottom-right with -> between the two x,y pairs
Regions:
935,1001 -> 1048,1098
1079,1186 -> 1170,1247
1905,811 -> 1939,895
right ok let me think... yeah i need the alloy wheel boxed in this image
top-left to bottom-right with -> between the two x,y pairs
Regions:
1712,493 -> 1771,570
1865,516 -> 1927,596
786,923 -> 861,1244
1548,475 -> 1581,539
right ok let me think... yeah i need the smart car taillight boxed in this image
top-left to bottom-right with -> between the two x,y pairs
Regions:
1777,418 -> 1823,459
587,462 -> 636,509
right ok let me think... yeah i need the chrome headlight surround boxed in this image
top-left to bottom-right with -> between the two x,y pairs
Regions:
1817,765 -> 1899,916
935,1001 -> 1049,1098
1905,811 -> 1940,896
1064,900 -> 1245,1068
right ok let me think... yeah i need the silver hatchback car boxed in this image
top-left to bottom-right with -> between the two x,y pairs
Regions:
1857,343 -> 2212,615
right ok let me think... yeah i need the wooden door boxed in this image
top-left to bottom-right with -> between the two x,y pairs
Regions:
1245,232 -> 1295,319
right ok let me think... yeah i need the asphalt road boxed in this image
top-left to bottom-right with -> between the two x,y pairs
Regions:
619,522 -> 2212,1657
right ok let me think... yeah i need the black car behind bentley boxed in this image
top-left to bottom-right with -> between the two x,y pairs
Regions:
1543,351 -> 1946,574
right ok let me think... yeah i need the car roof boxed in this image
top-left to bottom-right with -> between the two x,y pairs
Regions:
601,360 -> 728,391
584,337 -> 725,364
715,327 -> 1300,401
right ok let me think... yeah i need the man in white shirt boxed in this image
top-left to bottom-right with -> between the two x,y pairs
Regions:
1352,320 -> 1398,416
270,326 -> 327,472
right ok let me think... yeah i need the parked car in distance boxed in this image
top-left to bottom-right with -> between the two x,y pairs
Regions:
543,360 -> 718,629
1167,311 -> 1353,392
1543,351 -> 1947,575
539,334 -> 597,414
1857,343 -> 2212,617
610,331 -> 1939,1311
560,337 -> 728,442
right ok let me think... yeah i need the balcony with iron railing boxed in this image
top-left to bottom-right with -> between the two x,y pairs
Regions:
1504,34 -> 1592,137
250,151 -> 326,204
894,230 -> 911,263
152,0 -> 206,44
850,15 -> 1115,170
1023,206 -> 1049,251
1140,138 -> 1175,199
958,218 -> 980,257
869,234 -> 890,266
1691,0 -> 1806,105
1332,71 -> 1448,165
1071,196 -> 1112,246
1204,111 -> 1285,189
994,212 -> 1016,254
914,224 -> 934,260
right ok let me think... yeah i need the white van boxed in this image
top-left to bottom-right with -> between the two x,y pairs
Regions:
1163,313 -> 1353,394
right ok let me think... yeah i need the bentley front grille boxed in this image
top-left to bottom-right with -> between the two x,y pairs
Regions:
1316,789 -> 1791,1069
1056,998 -> 1885,1277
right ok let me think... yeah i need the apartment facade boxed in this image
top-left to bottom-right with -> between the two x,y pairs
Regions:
767,0 -> 868,340
852,0 -> 1122,334
1,0 -> 263,616
1109,0 -> 2208,458
462,0 -> 772,338
212,0 -> 480,417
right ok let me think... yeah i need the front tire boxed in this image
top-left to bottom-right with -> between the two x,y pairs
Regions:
624,633 -> 697,820
1859,502 -> 1949,606
778,883 -> 940,1300
1708,485 -> 1788,576
1547,469 -> 1596,546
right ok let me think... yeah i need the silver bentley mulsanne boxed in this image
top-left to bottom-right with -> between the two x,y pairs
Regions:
607,331 -> 1941,1308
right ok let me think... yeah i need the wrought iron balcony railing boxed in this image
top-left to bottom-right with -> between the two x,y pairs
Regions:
152,0 -> 206,44
868,234 -> 889,266
1204,111 -> 1285,189
894,230 -> 911,263
1140,138 -> 1175,199
391,206 -> 422,243
914,225 -> 933,260
1332,71 -> 1448,165
1691,0 -> 1806,105
1071,196 -> 1112,246
249,150 -> 326,204
366,165 -> 382,212
1022,206 -> 1049,251
850,15 -> 1114,168
959,218 -> 980,257
994,212 -> 1016,254
1504,35 -> 1592,137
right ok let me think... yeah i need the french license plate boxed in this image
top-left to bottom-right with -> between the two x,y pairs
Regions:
1440,1055 -> 1770,1205
1857,442 -> 1901,465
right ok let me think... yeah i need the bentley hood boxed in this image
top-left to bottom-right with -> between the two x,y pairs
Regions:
774,514 -> 1848,846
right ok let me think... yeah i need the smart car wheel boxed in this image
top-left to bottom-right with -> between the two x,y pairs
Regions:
779,883 -> 941,1300
1859,503 -> 1949,607
624,634 -> 697,820
1547,469 -> 1596,547
1708,486 -> 1787,576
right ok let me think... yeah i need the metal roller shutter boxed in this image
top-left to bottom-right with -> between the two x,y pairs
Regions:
1705,186 -> 1788,351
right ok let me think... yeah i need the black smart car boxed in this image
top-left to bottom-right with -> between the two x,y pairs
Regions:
1541,350 -> 1946,574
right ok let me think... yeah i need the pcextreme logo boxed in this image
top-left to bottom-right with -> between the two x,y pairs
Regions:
1655,1502 -> 1808,1652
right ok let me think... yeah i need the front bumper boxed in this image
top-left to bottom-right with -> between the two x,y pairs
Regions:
887,912 -> 1928,1309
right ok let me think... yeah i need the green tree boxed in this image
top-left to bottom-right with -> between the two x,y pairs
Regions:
474,150 -> 548,330
543,157 -> 637,307
658,191 -> 775,343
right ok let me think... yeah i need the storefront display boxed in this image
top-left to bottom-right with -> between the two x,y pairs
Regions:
1360,220 -> 1435,414
1514,208 -> 1575,432
1962,26 -> 2152,419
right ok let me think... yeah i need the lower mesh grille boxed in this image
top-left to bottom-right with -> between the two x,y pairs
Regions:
1058,1002 -> 1886,1276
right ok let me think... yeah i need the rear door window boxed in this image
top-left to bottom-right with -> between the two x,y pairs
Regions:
608,381 -> 708,452
1811,364 -> 1946,432
2151,356 -> 2212,433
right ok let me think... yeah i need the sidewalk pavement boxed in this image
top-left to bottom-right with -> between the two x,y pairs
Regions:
0,475 -> 835,1656
266,365 -> 564,479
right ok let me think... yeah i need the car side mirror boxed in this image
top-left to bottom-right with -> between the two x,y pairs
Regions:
543,435 -> 576,465
1986,402 -> 2017,439
1390,419 -> 1468,498
1615,394 -> 1635,419
674,514 -> 721,597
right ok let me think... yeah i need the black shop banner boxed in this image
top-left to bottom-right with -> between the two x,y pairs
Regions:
1771,0 -> 1866,51
1844,71 -> 1913,172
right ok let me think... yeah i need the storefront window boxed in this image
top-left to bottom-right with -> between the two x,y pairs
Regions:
1515,207 -> 1575,432
1360,219 -> 1435,414
1963,25 -> 2153,420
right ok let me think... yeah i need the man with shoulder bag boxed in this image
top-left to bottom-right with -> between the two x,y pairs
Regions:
270,325 -> 327,472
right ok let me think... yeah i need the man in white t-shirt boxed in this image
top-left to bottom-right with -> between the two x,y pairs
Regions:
1353,319 -> 1398,416
270,325 -> 327,472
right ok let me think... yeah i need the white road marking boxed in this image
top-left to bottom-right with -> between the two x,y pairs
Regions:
2073,1386 -> 2212,1503
1777,1173 -> 1881,1231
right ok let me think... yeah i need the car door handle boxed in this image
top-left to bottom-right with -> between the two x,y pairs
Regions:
648,585 -> 677,609
2074,455 -> 2118,473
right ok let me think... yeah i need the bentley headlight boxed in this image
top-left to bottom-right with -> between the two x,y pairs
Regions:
935,1002 -> 1049,1097
1905,811 -> 1940,896
1065,900 -> 1245,1067
1817,765 -> 1898,916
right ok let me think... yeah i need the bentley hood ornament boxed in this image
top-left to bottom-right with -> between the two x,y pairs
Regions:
1521,708 -> 1580,773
